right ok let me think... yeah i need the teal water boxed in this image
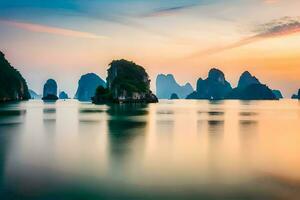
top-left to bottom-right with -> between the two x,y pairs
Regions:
0,99 -> 300,199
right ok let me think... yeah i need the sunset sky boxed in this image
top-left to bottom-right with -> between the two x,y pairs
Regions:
0,0 -> 300,97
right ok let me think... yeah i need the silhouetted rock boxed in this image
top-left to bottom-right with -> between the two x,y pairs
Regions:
0,51 -> 30,102
227,84 -> 276,100
42,79 -> 58,100
29,89 -> 41,99
186,68 -> 232,100
272,90 -> 283,99
226,71 -> 278,100
75,73 -> 106,101
291,89 -> 300,99
93,59 -> 158,104
59,91 -> 69,99
238,71 -> 260,89
170,93 -> 179,99
156,74 -> 193,99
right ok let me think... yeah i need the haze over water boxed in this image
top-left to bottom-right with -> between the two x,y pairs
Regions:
0,99 -> 300,199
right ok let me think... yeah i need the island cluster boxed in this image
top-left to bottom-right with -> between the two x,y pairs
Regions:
0,51 -> 299,103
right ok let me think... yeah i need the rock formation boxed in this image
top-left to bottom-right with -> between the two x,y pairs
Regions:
93,59 -> 158,104
291,89 -> 300,99
42,79 -> 58,100
272,90 -> 283,99
0,51 -> 30,102
29,89 -> 41,99
186,68 -> 232,100
170,93 -> 179,99
75,73 -> 106,101
156,74 -> 193,99
59,91 -> 69,99
238,71 -> 260,89
227,84 -> 277,100
226,71 -> 277,100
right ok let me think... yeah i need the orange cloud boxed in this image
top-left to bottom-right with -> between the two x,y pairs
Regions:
190,17 -> 300,58
0,20 -> 108,39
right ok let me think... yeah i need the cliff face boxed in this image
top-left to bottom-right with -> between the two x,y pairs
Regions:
75,73 -> 106,101
93,59 -> 158,104
156,74 -> 193,99
0,51 -> 30,102
187,68 -> 232,100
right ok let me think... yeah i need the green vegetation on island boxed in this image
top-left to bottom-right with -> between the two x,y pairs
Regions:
0,51 -> 30,102
92,59 -> 158,104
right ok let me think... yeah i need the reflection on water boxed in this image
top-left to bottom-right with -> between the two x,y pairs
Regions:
0,99 -> 300,199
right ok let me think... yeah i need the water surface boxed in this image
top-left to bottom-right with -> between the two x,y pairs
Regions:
0,100 -> 300,199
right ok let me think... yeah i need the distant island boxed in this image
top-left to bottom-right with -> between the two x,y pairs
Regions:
75,73 -> 106,102
185,69 -> 281,100
59,91 -> 69,99
42,79 -> 59,101
156,74 -> 193,99
0,51 -> 30,102
170,93 -> 179,100
92,59 -> 158,104
187,68 -> 232,100
29,89 -> 41,99
226,71 -> 277,100
291,89 -> 300,99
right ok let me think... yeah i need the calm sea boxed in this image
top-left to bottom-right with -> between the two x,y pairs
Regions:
0,99 -> 300,200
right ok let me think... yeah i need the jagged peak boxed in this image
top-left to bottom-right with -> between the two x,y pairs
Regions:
208,68 -> 225,80
238,70 -> 260,88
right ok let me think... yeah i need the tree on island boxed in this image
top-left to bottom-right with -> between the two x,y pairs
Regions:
92,59 -> 158,104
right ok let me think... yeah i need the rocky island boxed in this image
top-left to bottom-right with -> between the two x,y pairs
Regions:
156,74 -> 193,99
29,89 -> 41,99
186,68 -> 232,100
226,71 -> 277,100
59,91 -> 69,99
75,73 -> 106,101
0,51 -> 30,102
291,89 -> 300,99
170,93 -> 179,99
186,69 -> 279,100
42,79 -> 58,101
92,59 -> 158,104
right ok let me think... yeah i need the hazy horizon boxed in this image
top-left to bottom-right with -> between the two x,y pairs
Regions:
1,0 -> 300,97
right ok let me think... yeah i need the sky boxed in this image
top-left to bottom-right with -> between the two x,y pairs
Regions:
0,0 -> 300,97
